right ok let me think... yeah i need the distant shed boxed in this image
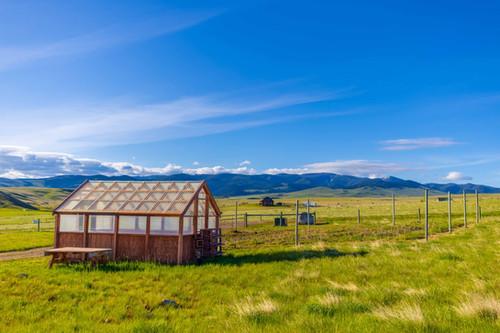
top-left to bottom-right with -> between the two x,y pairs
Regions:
436,197 -> 452,202
53,180 -> 222,264
260,197 -> 274,206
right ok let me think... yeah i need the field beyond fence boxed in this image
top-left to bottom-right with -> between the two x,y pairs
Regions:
0,193 -> 498,253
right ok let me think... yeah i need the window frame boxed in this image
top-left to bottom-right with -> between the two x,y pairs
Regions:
88,215 -> 115,234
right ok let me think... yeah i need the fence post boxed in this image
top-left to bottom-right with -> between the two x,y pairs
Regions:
244,213 -> 248,228
235,201 -> 238,232
425,189 -> 429,241
475,190 -> 479,224
418,208 -> 421,223
280,211 -> 283,226
463,190 -> 467,228
392,193 -> 396,226
307,199 -> 311,235
357,208 -> 360,224
295,200 -> 299,246
448,191 -> 452,233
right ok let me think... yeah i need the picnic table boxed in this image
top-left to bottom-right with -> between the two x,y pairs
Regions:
44,247 -> 112,268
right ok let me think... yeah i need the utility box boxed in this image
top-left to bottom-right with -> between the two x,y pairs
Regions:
274,217 -> 287,226
299,212 -> 315,225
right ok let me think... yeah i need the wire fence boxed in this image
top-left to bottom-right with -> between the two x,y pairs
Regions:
0,215 -> 54,232
1,192 -> 496,251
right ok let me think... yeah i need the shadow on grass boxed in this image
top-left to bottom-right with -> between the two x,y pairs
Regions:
58,249 -> 368,271
64,260 -> 148,272
203,248 -> 368,266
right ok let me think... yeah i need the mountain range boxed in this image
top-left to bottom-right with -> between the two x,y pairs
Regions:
1,173 -> 499,197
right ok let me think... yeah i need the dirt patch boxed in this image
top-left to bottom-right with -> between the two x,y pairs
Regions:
0,247 -> 50,261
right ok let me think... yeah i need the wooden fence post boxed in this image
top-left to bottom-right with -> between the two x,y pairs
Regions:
418,208 -> 421,223
448,191 -> 452,233
392,193 -> 396,226
280,211 -> 283,226
235,201 -> 238,232
425,189 -> 429,241
475,190 -> 479,224
307,199 -> 311,235
463,190 -> 467,228
244,213 -> 248,228
357,208 -> 360,224
295,200 -> 299,246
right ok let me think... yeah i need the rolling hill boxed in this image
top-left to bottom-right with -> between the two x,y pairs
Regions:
0,173 -> 498,198
0,187 -> 71,210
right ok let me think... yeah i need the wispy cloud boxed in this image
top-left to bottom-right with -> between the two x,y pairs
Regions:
0,146 -> 407,179
381,138 -> 459,151
0,145 -> 256,178
265,160 -> 407,178
0,10 -> 218,71
443,171 -> 472,182
0,89 -> 348,149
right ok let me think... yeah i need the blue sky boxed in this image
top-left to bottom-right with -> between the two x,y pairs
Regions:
1,0 -> 500,185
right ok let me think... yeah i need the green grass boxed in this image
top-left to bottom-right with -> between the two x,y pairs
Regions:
0,187 -> 70,210
0,231 -> 53,253
0,221 -> 498,332
0,208 -> 54,252
0,195 -> 498,331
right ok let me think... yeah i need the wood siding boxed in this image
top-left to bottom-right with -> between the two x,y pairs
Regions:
57,232 -> 195,263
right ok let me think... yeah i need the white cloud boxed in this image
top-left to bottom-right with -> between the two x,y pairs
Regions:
444,171 -> 472,182
264,160 -> 406,177
0,88 -> 344,150
0,146 -> 406,179
0,10 -> 218,71
381,138 -> 459,151
239,160 -> 251,166
192,161 -> 200,166
0,145 -> 257,178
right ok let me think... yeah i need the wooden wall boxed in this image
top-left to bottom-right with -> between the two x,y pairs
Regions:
58,232 -> 194,263
59,232 -> 83,247
88,233 -> 113,249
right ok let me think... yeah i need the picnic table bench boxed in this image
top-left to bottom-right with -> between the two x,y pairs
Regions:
44,247 -> 112,268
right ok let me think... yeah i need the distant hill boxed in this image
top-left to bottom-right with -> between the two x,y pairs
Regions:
0,187 -> 71,210
0,173 -> 498,198
281,186 -> 445,198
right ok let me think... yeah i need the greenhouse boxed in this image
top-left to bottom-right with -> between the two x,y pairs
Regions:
53,180 -> 222,264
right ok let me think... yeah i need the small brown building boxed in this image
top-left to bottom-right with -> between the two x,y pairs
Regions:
260,196 -> 274,206
53,180 -> 222,264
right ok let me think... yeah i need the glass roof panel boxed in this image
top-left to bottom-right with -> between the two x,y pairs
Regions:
89,201 -> 110,210
168,183 -> 180,191
85,191 -> 103,200
149,192 -> 164,201
198,201 -> 205,215
121,201 -> 140,211
137,201 -> 155,211
109,182 -> 122,191
55,181 -> 206,214
74,200 -> 94,210
169,202 -> 186,212
59,200 -> 80,210
104,201 -> 124,211
156,202 -> 172,212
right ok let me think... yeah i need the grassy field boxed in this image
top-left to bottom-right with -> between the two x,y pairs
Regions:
0,220 -> 498,332
0,194 -> 497,252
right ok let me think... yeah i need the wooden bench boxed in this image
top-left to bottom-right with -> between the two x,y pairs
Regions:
44,247 -> 112,268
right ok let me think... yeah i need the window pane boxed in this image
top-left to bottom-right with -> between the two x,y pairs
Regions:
208,216 -> 217,229
183,216 -> 193,235
89,215 -> 115,233
119,216 -> 146,234
151,216 -> 179,235
59,214 -> 84,232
